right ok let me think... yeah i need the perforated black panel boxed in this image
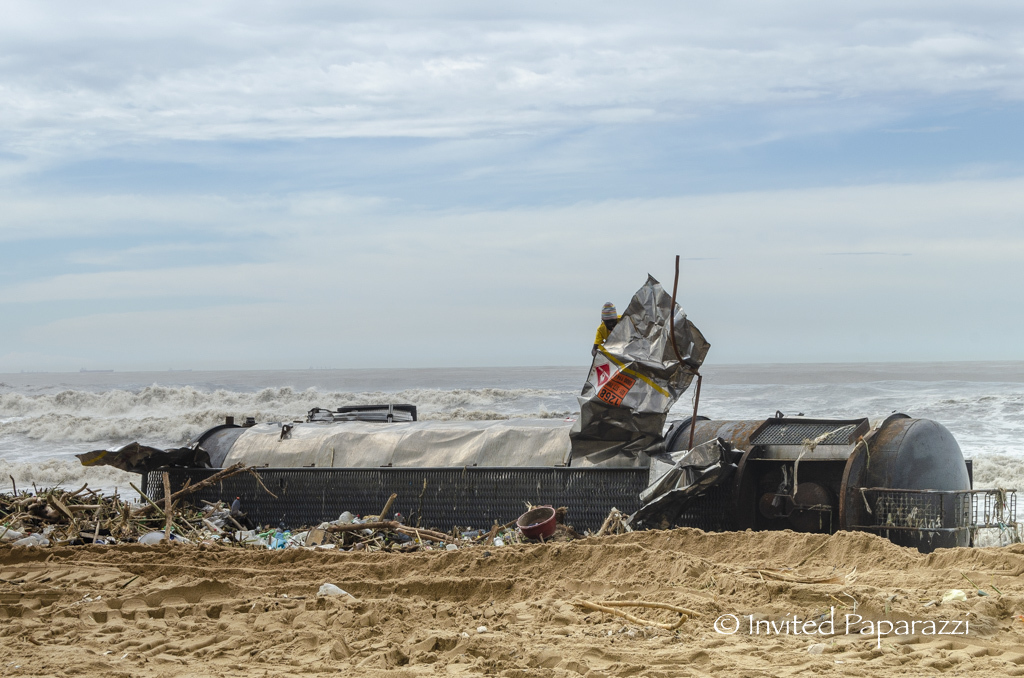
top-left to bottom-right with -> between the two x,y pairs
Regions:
672,484 -> 736,532
146,467 -> 647,532
749,419 -> 867,446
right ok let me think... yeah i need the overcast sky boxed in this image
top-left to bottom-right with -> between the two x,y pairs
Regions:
2,1 -> 1023,372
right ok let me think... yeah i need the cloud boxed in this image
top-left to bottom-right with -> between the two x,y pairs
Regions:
1,4 -> 1022,370
2,1 -> 1024,160
2,176 -> 1023,370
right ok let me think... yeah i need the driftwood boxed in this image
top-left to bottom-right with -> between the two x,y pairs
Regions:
129,483 -> 166,518
46,495 -> 76,522
326,520 -> 451,543
163,472 -> 173,541
379,493 -> 397,521
596,507 -> 629,536
573,599 -> 697,630
744,567 -> 855,585
133,463 -> 249,517
246,468 -> 278,499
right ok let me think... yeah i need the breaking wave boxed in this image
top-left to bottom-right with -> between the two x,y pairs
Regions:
0,458 -> 138,495
0,385 -> 577,446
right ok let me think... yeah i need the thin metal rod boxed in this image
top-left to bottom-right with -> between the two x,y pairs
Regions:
669,255 -> 684,366
687,374 -> 703,450
672,254 -> 703,450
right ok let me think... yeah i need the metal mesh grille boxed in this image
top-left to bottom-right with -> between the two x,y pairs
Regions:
146,467 -> 646,533
858,488 -> 1016,533
672,483 -> 736,532
972,490 -> 1017,528
871,491 -> 967,530
750,420 -> 865,446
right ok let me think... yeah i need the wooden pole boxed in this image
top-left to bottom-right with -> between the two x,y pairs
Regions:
163,472 -> 173,541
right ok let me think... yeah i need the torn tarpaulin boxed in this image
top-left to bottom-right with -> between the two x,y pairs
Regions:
628,437 -> 742,529
570,275 -> 710,463
77,442 -> 210,475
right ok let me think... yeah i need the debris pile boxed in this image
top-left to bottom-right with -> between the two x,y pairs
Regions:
1,478 -> 586,551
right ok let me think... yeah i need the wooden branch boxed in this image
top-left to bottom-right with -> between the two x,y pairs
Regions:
325,520 -> 450,543
67,483 -> 89,498
163,472 -> 173,541
573,599 -> 693,630
745,567 -> 854,585
46,495 -> 75,522
596,507 -> 623,537
132,463 -> 247,517
247,468 -> 278,499
202,518 -> 223,534
129,482 -> 165,518
379,493 -> 397,521
593,599 -> 701,618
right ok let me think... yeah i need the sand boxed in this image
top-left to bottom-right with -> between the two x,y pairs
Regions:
3,528 -> 1024,677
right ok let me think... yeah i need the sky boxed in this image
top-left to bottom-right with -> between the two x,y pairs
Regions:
1,1 -> 1023,372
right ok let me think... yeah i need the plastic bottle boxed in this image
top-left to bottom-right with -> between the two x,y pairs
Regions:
270,523 -> 290,549
13,533 -> 49,547
0,527 -> 24,542
138,531 -> 166,545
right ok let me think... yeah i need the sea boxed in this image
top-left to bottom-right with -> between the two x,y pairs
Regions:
1,362 -> 1023,498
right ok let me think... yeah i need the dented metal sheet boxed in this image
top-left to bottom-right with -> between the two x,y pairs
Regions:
629,437 -> 739,527
570,274 -> 710,462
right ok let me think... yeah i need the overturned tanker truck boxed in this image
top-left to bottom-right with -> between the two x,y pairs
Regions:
91,276 -> 1016,553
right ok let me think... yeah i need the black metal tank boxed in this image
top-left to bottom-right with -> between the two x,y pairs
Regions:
665,413 -> 973,552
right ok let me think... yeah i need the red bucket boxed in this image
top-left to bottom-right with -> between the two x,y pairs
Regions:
517,506 -> 557,539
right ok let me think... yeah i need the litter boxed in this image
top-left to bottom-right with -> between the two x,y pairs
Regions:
942,589 -> 967,603
318,583 -> 356,599
1,472 -> 581,552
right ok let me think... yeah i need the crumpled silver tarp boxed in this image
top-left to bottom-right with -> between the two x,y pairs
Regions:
628,437 -> 738,528
570,275 -> 710,463
218,419 -> 573,468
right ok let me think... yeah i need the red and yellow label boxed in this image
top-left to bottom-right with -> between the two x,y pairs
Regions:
597,371 -> 636,407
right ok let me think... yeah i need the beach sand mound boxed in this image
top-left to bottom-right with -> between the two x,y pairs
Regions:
4,528 -> 1024,676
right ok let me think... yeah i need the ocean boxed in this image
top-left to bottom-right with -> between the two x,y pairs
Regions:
1,362 -> 1023,497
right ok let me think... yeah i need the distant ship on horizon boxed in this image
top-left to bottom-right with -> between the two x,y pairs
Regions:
79,368 -> 114,373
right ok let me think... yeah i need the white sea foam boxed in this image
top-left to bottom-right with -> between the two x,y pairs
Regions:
0,457 -> 138,495
0,385 -> 575,447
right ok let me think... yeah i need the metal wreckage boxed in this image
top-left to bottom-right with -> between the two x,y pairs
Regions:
80,275 -> 1018,553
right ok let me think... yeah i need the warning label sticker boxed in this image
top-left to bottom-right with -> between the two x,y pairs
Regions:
595,363 -> 611,387
596,371 -> 637,407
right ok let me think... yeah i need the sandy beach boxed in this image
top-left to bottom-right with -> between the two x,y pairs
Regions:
3,528 -> 1024,677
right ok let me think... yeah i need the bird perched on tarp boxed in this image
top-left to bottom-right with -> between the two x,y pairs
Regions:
230,496 -> 242,516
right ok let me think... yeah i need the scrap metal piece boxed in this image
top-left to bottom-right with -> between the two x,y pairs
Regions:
628,437 -> 738,528
570,275 -> 710,461
77,442 -> 209,474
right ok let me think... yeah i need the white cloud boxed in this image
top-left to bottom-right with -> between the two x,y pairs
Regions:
2,177 -> 1022,369
1,3 -> 1022,370
1,2 -> 1023,157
